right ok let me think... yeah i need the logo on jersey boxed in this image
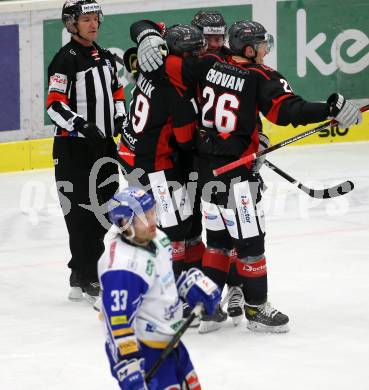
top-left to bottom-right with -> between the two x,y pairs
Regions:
145,258 -> 154,276
110,315 -> 128,325
170,319 -> 184,332
204,212 -> 217,220
223,218 -> 235,226
164,298 -> 181,321
49,73 -> 68,93
239,195 -> 251,224
160,237 -> 171,247
145,322 -> 157,333
157,185 -> 170,212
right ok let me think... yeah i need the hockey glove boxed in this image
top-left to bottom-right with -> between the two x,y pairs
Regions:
137,32 -> 168,72
176,268 -> 221,316
114,358 -> 157,390
327,93 -> 362,129
252,132 -> 270,174
74,117 -> 105,148
113,115 -> 127,137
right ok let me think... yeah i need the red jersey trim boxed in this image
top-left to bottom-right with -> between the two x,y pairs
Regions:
113,87 -> 125,101
173,121 -> 196,143
46,91 -> 69,108
155,120 -> 174,171
118,141 -> 135,166
266,94 -> 292,124
165,55 -> 187,91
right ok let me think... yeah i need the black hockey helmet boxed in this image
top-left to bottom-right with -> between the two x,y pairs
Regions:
165,24 -> 207,56
228,20 -> 274,56
62,0 -> 103,34
191,10 -> 227,35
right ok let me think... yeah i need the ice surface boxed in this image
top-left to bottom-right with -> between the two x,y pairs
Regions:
1,142 -> 369,390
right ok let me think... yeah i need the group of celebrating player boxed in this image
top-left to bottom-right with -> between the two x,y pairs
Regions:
49,1 -> 362,388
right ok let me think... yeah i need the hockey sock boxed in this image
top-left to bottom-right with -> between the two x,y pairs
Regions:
171,240 -> 186,280
184,237 -> 205,271
236,257 -> 268,305
202,248 -> 231,290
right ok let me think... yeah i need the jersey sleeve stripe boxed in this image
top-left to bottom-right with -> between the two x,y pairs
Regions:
113,86 -> 125,101
173,121 -> 196,143
165,55 -> 187,91
112,327 -> 135,337
265,94 -> 293,123
46,91 -> 69,108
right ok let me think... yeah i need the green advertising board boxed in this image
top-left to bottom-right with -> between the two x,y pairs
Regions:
43,4 -> 252,125
277,0 -> 369,101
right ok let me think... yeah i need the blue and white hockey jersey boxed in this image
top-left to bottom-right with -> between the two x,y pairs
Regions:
98,228 -> 183,363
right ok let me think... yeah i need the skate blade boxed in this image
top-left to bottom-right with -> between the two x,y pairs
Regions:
247,321 -> 290,333
198,321 -> 222,334
84,293 -> 99,305
188,316 -> 200,328
230,314 -> 243,326
68,287 -> 84,301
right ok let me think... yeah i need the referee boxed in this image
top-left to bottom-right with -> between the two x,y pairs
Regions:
46,0 -> 125,303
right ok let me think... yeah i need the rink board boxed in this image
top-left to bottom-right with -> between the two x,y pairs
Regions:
1,117 -> 368,173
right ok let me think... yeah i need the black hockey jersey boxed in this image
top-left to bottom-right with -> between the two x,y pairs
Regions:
117,58 -> 197,173
166,53 -> 329,164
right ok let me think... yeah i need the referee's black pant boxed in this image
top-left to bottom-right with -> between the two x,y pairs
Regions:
53,137 -> 119,284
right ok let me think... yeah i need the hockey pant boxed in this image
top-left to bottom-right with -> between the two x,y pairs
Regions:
199,156 -> 267,305
106,341 -> 201,390
53,137 -> 119,283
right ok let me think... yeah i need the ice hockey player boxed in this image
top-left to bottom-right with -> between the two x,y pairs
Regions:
130,18 -> 362,335
98,187 -> 221,389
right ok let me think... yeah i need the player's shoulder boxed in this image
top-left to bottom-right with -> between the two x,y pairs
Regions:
48,41 -> 77,71
246,63 -> 284,80
99,236 -> 156,284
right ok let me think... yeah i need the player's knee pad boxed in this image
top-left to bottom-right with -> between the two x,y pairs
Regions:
236,254 -> 267,278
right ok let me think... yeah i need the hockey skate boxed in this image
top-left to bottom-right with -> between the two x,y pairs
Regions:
82,281 -> 100,304
245,302 -> 289,333
224,286 -> 245,326
183,302 -> 200,327
198,304 -> 227,334
68,270 -> 83,302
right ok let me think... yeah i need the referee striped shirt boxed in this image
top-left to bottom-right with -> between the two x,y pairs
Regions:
46,39 -> 125,138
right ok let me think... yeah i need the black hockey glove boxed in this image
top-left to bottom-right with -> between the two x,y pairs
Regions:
252,132 -> 270,174
113,115 -> 126,137
74,117 -> 105,148
327,93 -> 362,129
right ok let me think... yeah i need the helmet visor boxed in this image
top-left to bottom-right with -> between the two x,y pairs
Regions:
255,33 -> 274,54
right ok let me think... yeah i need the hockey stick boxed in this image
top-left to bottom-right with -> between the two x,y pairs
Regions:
114,53 -> 124,66
213,104 -> 369,177
145,303 -> 203,383
264,159 -> 354,198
